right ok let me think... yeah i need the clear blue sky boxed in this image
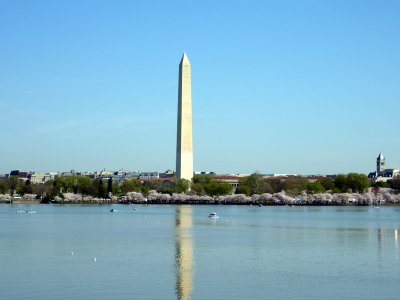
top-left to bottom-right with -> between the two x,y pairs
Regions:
1,0 -> 399,175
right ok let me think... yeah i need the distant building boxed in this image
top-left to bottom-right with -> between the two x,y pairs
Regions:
211,175 -> 240,190
61,170 -> 77,177
112,169 -> 138,184
9,171 -> 57,183
378,169 -> 399,179
10,170 -> 30,179
30,172 -> 46,184
194,171 -> 217,175
44,172 -> 58,182
93,170 -> 114,179
368,153 -> 399,182
265,173 -> 298,177
377,153 -> 385,173
111,169 -> 161,184
159,170 -> 175,178
139,172 -> 159,179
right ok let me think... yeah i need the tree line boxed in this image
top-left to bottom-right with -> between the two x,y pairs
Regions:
0,174 -> 232,199
235,173 -> 395,196
0,173 -> 399,200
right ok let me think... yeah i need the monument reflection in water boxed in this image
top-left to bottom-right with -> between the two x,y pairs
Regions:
175,206 -> 194,300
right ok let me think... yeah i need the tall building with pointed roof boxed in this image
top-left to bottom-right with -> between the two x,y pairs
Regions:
176,53 -> 193,181
377,152 -> 385,173
369,153 -> 399,182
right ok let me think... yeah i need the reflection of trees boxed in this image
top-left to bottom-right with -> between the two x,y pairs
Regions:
175,206 -> 193,300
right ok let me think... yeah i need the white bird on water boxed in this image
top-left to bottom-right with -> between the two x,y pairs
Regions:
93,257 -> 97,262
71,251 -> 74,256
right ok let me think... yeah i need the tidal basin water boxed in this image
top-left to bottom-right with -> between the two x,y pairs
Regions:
0,205 -> 399,300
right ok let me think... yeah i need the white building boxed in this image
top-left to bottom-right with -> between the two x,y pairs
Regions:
368,153 -> 399,182
30,172 -> 46,184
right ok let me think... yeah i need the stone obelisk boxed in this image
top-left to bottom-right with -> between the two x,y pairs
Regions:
176,53 -> 193,181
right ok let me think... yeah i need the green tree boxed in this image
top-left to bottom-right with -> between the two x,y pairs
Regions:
51,176 -> 94,194
176,179 -> 191,193
20,179 -> 33,195
72,178 -> 79,194
9,176 -> 20,196
44,180 -> 57,195
191,176 -> 232,196
204,181 -> 232,196
99,179 -> 105,198
143,180 -> 162,192
76,176 -> 94,195
307,181 -> 325,194
258,180 -> 274,194
390,177 -> 400,192
334,175 -> 348,193
120,179 -> 141,194
372,181 -> 390,188
191,183 -> 205,195
95,179 -> 106,198
107,178 -> 113,197
318,178 -> 335,191
53,177 -> 70,193
268,179 -> 285,193
141,185 -> 150,195
235,185 -> 251,196
192,175 -> 212,185
236,174 -> 263,195
162,188 -> 175,196
346,173 -> 370,193
112,183 -> 122,196
32,184 -> 47,198
283,177 -> 309,196
0,179 -> 10,194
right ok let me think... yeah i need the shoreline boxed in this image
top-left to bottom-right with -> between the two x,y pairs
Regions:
2,201 -> 399,206
2,189 -> 400,206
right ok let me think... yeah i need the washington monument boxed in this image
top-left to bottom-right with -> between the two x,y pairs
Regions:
176,53 -> 193,181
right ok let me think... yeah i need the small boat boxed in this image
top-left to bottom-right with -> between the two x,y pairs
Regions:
27,209 -> 36,214
258,203 -> 262,207
209,212 -> 219,219
110,208 -> 118,213
372,206 -> 380,209
133,207 -> 137,210
16,210 -> 26,213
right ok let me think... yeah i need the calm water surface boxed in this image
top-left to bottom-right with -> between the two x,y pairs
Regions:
0,204 -> 399,299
